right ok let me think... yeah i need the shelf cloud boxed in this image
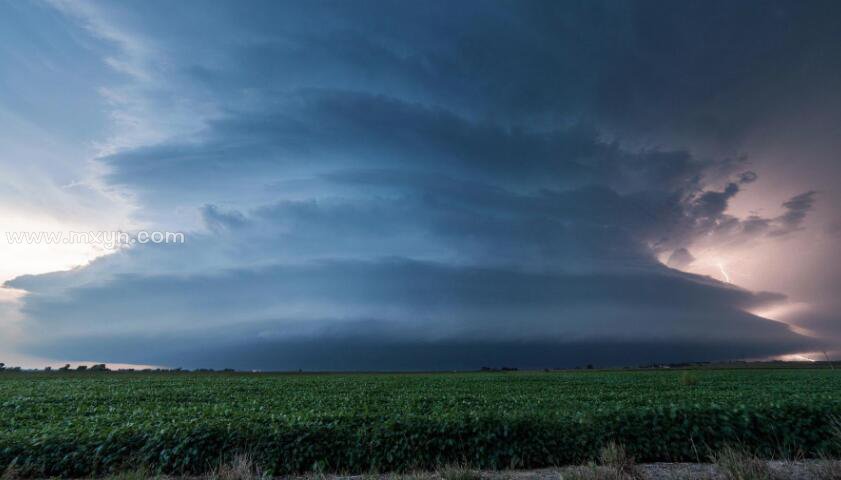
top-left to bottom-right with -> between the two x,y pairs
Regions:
3,0 -> 840,368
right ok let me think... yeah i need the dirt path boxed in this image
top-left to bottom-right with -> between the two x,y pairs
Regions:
311,461 -> 840,480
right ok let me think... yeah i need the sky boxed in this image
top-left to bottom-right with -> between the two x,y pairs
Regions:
1,0 -> 840,370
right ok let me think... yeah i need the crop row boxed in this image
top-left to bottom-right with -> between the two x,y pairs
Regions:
1,370 -> 839,477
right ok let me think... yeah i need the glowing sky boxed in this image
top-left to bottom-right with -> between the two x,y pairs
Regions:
1,0 -> 840,369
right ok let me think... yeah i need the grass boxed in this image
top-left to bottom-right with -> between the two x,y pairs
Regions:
105,470 -> 157,480
550,442 -> 641,480
437,465 -> 482,480
712,447 -> 774,480
598,443 -> 637,479
208,454 -> 265,480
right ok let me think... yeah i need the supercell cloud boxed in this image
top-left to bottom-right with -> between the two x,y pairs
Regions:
3,0 -> 841,369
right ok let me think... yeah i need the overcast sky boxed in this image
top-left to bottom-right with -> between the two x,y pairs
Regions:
1,0 -> 840,370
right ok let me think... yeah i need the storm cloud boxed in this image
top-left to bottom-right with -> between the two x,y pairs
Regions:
3,0 -> 840,368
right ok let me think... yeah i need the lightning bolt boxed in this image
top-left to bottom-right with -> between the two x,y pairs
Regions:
716,261 -> 731,283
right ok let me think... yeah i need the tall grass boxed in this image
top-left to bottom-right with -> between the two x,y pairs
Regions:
712,446 -> 773,480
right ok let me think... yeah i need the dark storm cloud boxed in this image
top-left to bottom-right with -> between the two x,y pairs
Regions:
100,90 -> 713,207
772,191 -> 817,236
667,248 -> 696,269
12,259 -> 787,319
13,258 -> 809,369
692,183 -> 741,219
95,87 -> 790,267
140,0 -> 841,143
8,0 -> 834,368
188,168 -> 796,271
738,171 -> 759,184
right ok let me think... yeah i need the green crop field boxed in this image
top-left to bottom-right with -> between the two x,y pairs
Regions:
1,368 -> 840,477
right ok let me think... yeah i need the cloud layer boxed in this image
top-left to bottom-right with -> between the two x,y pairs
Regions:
4,0 -> 839,368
